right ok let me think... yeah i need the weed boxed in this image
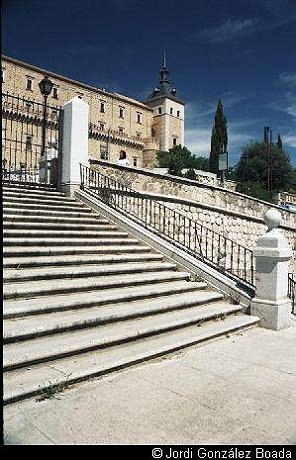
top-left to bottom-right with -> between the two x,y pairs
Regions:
36,377 -> 71,402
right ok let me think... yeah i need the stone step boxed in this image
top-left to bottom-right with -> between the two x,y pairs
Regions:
3,229 -> 129,239
3,213 -> 109,225
3,244 -> 153,258
4,261 -> 177,283
2,183 -> 60,195
2,190 -> 74,202
3,314 -> 259,404
3,289 -> 219,343
3,221 -> 117,231
3,253 -> 164,269
3,236 -> 137,247
4,300 -> 236,370
4,201 -> 91,213
4,207 -> 95,217
3,280 -> 202,318
3,271 -> 191,300
3,196 -> 86,208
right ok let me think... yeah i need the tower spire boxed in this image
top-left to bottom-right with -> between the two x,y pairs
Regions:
160,51 -> 169,83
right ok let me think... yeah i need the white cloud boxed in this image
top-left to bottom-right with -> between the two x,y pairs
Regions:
280,73 -> 296,86
284,134 -> 296,148
198,17 -> 260,43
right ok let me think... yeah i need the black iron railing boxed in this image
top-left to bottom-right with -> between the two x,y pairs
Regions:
80,164 -> 255,289
2,92 -> 62,184
288,273 -> 295,315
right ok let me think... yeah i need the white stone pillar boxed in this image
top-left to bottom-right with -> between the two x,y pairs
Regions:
60,97 -> 89,196
251,209 -> 292,330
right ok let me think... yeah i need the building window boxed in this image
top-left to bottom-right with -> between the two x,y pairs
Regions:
26,77 -> 34,91
133,157 -> 138,167
158,107 -> 162,114
170,108 -> 173,115
173,136 -> 178,146
137,112 -> 142,124
100,101 -> 106,113
2,67 -> 5,83
177,110 -> 180,117
77,92 -> 84,99
26,135 -> 33,151
25,102 -> 33,111
119,107 -> 125,118
52,86 -> 58,99
99,122 -> 105,130
119,127 -> 124,134
100,143 -> 108,160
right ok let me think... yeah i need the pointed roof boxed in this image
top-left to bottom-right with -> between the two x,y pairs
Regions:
145,53 -> 184,105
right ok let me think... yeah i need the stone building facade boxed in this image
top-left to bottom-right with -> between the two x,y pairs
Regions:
1,55 -> 185,170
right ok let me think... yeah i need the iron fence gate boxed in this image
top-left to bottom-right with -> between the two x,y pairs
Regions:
2,92 -> 63,185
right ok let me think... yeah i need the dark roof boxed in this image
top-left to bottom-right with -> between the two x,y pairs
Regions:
145,64 -> 185,105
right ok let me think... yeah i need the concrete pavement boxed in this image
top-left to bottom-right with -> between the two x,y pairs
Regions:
4,320 -> 296,445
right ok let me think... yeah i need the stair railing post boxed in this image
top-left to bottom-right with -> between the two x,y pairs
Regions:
250,209 -> 292,330
60,96 -> 89,196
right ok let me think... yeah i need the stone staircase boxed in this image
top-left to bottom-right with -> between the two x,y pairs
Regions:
3,183 -> 259,404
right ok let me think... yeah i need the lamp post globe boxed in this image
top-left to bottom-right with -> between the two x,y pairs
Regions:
39,76 -> 54,96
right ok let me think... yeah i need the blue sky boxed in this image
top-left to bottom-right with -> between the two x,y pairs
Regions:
2,0 -> 296,166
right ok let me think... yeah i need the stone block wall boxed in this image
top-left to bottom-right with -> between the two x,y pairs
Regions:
90,160 -> 296,271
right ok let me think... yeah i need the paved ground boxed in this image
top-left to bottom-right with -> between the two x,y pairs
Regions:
4,320 -> 296,445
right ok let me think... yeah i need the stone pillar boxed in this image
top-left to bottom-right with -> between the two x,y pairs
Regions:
251,209 -> 292,330
60,97 -> 89,196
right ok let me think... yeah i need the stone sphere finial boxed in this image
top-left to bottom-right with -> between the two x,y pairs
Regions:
264,209 -> 281,231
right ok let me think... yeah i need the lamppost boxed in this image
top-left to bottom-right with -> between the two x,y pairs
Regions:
39,76 -> 53,157
38,76 -> 53,182
218,151 -> 228,188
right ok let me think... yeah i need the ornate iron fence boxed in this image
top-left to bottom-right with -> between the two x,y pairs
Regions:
288,273 -> 295,315
2,92 -> 62,185
80,164 -> 255,290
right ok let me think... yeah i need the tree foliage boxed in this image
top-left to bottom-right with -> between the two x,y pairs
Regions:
235,141 -> 294,193
209,99 -> 228,174
157,145 -> 210,177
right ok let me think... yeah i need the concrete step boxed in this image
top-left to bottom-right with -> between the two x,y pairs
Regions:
3,244 -> 153,258
3,214 -> 109,225
3,229 -> 129,239
3,314 -> 259,404
3,280 -> 203,318
3,300 -> 237,370
3,271 -> 191,300
4,261 -> 177,283
3,253 -> 164,269
3,289 -> 221,343
3,237 -> 138,247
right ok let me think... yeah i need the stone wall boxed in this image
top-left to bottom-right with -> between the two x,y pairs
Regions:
90,160 -> 296,269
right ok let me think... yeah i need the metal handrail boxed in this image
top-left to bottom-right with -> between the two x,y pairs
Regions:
288,273 -> 295,315
80,164 -> 255,290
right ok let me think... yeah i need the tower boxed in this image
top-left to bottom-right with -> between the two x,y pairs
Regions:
145,53 -> 185,152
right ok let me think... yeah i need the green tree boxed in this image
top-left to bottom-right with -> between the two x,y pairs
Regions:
209,99 -> 228,174
184,168 -> 196,180
236,181 -> 275,203
235,141 -> 294,193
157,146 -> 210,174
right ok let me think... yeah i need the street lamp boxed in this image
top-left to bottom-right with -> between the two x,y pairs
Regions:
39,76 -> 54,159
218,151 -> 228,188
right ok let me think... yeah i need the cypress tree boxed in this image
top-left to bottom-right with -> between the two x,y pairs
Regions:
209,99 -> 228,174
